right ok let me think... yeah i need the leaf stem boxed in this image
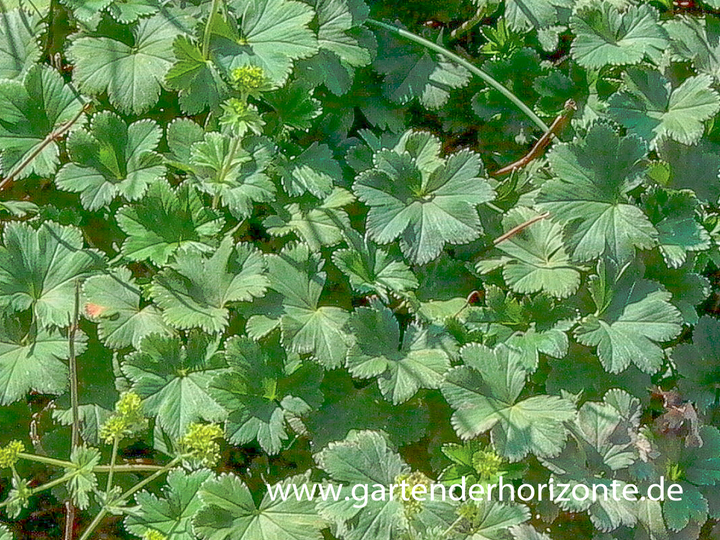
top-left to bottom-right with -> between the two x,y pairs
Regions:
17,452 -> 164,472
365,19 -> 549,132
202,0 -> 222,61
69,280 -> 81,451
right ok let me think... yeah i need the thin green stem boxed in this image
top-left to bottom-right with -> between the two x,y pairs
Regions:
17,452 -> 164,472
69,280 -> 81,451
18,452 -> 73,468
31,472 -> 77,496
78,457 -> 183,540
365,19 -> 549,133
105,436 -> 120,495
202,0 -> 222,60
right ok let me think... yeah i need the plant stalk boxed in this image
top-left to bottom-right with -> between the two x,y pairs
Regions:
365,19 -> 549,133
202,0 -> 223,60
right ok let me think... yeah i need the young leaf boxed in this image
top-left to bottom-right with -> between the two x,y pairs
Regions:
332,230 -> 418,301
0,221 -> 103,327
477,207 -> 581,299
166,35 -> 229,115
354,131 -> 495,265
609,69 -> 720,148
0,65 -> 86,179
117,181 -> 225,266
442,344 -> 575,461
658,139 -> 720,204
570,4 -> 668,69
536,123 -> 656,263
264,188 -> 354,251
189,133 -> 276,219
68,13 -> 186,114
194,472 -> 326,540
0,318 -> 87,405
125,468 -> 213,540
346,300 -> 451,404
575,263 -> 682,374
150,237 -> 268,333
642,188 -> 710,269
83,267 -> 170,350
211,0 -> 318,87
65,446 -> 100,510
314,430 -> 410,540
55,112 -> 165,211
122,333 -> 227,439
209,336 -> 322,454
0,9 -> 43,80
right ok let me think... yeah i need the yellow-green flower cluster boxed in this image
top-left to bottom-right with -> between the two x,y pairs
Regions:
99,392 -> 147,444
178,423 -> 224,467
472,448 -> 504,481
144,530 -> 167,540
0,440 -> 24,469
395,471 -> 432,516
231,65 -> 266,91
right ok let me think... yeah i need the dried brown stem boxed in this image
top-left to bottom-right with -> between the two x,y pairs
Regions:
493,99 -> 576,177
493,212 -> 550,246
0,102 -> 91,193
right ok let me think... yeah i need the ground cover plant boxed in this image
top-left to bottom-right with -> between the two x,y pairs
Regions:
0,0 -> 720,538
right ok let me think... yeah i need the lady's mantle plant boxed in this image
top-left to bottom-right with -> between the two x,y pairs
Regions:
0,0 -> 719,539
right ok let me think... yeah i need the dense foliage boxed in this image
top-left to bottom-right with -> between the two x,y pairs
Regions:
0,0 -> 719,538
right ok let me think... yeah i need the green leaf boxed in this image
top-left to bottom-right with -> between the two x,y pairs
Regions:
166,35 -> 229,114
55,112 -> 165,211
0,524 -> 11,540
0,318 -> 87,405
0,221 -> 103,327
609,69 -> 720,147
0,65 -> 86,179
126,468 -> 213,540
505,0 -> 571,31
189,133 -> 276,219
150,236 -> 268,333
346,300 -> 450,404
374,29 -> 470,110
442,344 -> 575,461
117,181 -> 225,266
212,0 -> 318,86
256,243 -> 352,368
477,207 -> 581,298
354,131 -> 494,265
642,188 -> 710,268
332,230 -> 418,301
665,15 -> 720,82
307,381 -> 429,448
194,472 -> 326,540
0,9 -> 43,80
264,188 -> 354,251
536,123 -> 656,263
122,333 -> 227,439
83,267 -> 170,350
265,80 -> 322,130
209,336 -> 322,454
68,13 -> 186,114
672,316 -> 720,412
570,4 -> 668,69
298,0 -> 375,94
65,445 -> 100,510
575,263 -> 682,374
279,142 -> 342,198
658,139 -> 720,204
314,430 -> 409,540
